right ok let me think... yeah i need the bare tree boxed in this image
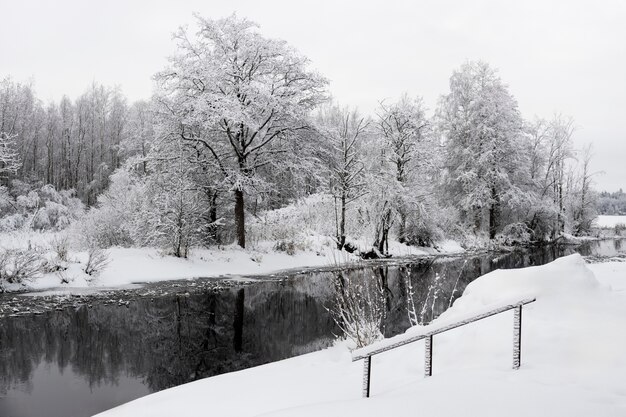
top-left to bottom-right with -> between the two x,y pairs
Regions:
570,144 -> 597,235
316,106 -> 368,249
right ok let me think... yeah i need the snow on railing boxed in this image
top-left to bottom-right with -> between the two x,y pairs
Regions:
352,297 -> 536,398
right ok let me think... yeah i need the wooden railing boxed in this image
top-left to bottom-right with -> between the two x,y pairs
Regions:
351,297 -> 536,398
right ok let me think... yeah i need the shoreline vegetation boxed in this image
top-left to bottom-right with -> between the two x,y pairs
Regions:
1,214 -> 623,295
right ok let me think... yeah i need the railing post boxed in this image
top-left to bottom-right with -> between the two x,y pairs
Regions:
362,356 -> 371,398
425,334 -> 433,377
513,305 -> 522,369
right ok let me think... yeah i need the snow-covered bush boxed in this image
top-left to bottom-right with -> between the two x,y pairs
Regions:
76,158 -> 207,257
402,202 -> 450,247
83,247 -> 110,277
0,213 -> 27,231
328,271 -> 385,348
73,169 -> 141,248
0,248 -> 43,287
51,234 -> 70,262
0,181 -> 84,232
248,193 -> 337,242
495,222 -> 533,246
272,239 -> 310,255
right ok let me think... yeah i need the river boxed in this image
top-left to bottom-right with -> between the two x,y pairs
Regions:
0,239 -> 624,417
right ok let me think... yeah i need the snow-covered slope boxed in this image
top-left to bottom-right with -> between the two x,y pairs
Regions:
95,254 -> 626,417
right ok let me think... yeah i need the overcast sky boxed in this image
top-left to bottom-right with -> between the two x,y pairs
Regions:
1,0 -> 625,191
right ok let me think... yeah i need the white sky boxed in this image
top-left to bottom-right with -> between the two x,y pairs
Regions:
1,0 -> 625,191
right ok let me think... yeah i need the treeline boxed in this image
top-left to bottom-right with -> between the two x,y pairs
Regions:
0,79 -> 139,204
596,190 -> 626,215
0,14 -> 598,255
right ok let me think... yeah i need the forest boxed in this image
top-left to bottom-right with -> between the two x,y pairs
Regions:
596,190 -> 626,215
0,14 -> 598,264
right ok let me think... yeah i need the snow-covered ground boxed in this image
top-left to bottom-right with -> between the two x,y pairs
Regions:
95,254 -> 626,417
0,230 -> 464,293
594,215 -> 626,228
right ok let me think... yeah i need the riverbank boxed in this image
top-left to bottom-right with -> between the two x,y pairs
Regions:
96,254 -> 626,417
0,230 -> 464,293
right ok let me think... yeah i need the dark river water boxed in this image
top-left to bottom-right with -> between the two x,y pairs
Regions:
0,239 -> 624,417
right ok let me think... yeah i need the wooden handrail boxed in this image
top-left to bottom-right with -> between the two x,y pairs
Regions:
352,297 -> 536,397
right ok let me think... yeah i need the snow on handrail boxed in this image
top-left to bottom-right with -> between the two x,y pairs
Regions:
353,297 -> 536,398
352,297 -> 536,361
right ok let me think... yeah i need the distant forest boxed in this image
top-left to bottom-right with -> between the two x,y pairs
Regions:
596,190 -> 626,215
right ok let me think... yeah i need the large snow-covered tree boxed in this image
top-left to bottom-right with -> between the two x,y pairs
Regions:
154,14 -> 327,248
438,61 -> 529,239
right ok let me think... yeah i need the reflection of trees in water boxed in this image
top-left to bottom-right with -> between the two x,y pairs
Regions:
0,244 -> 574,398
0,282 -> 342,395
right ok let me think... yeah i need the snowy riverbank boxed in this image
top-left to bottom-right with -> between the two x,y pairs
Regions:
95,254 -> 626,417
594,215 -> 626,228
0,231 -> 463,293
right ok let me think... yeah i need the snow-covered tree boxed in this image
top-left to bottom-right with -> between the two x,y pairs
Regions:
121,101 -> 154,174
438,61 -> 529,239
134,138 -> 206,258
316,106 -> 369,249
523,115 -> 576,239
154,14 -> 327,248
569,144 -> 597,235
0,132 -> 21,182
373,94 -> 440,248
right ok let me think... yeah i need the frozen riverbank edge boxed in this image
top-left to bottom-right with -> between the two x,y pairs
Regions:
0,231 -> 464,294
95,254 -> 626,417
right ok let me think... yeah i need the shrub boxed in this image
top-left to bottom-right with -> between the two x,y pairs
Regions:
248,194 -> 337,243
83,248 -> 110,277
273,240 -> 296,255
0,248 -> 43,285
328,270 -> 385,348
0,182 -> 84,232
495,222 -> 533,246
51,234 -> 70,262
72,170 -> 139,248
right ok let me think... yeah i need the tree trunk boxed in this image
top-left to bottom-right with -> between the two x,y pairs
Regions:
208,190 -> 219,244
233,288 -> 245,352
337,193 -> 346,249
489,185 -> 500,240
234,189 -> 246,248
398,208 -> 406,243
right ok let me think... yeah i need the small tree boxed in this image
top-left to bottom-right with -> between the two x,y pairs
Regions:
329,271 -> 385,348
376,95 -> 431,242
570,144 -> 597,235
316,106 -> 369,249
137,138 -> 206,258
0,132 -> 21,184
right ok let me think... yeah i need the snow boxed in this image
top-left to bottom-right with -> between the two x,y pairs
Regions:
94,254 -> 626,417
594,215 -> 626,228
0,230 -> 464,293
352,296 -> 536,360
